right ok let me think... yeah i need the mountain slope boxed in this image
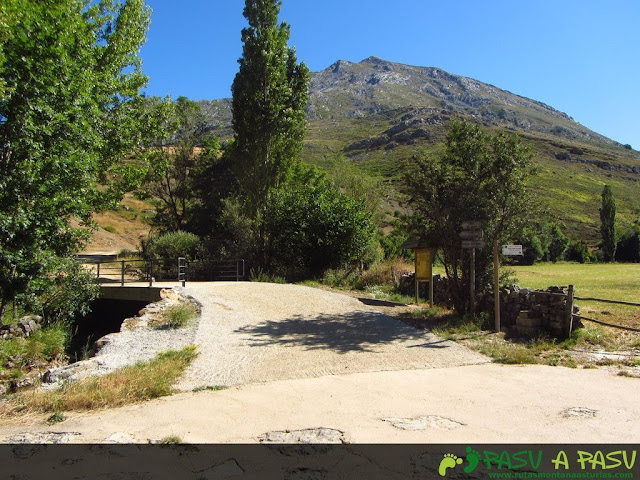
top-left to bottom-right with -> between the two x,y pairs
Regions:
200,57 -> 640,244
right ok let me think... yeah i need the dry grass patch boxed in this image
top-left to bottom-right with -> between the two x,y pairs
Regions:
1,346 -> 197,417
150,303 -> 199,329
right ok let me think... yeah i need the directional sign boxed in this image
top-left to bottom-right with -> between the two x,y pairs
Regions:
459,230 -> 483,240
502,245 -> 523,256
461,221 -> 482,230
462,240 -> 486,249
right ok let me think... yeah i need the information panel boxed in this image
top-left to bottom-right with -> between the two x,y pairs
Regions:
415,248 -> 432,281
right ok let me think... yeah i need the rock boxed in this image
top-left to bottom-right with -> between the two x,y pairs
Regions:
10,376 -> 36,392
44,359 -> 99,384
106,432 -> 137,443
93,335 -> 113,353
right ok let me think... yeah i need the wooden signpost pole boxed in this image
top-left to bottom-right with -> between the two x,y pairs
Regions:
470,248 -> 476,316
493,238 -> 500,332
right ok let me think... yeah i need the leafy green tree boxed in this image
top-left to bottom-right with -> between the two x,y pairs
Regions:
0,0 -> 151,318
599,184 -> 616,262
230,0 -> 310,260
402,119 -> 536,314
143,231 -> 202,261
137,96 -> 211,232
265,165 -> 375,280
615,223 -> 640,263
189,137 -> 238,238
516,230 -> 544,266
548,224 -> 569,262
565,240 -> 590,264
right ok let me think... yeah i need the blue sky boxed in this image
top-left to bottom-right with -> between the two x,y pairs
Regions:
141,0 -> 640,148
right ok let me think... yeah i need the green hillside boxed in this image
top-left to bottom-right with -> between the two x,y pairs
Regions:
200,57 -> 640,245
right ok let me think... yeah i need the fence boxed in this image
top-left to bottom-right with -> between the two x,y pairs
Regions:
80,257 -> 246,286
572,289 -> 640,333
513,285 -> 640,335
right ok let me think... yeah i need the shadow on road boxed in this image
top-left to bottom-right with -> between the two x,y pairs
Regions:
357,297 -> 407,308
235,311 -> 444,353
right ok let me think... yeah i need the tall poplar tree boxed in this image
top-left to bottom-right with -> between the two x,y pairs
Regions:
230,0 -> 310,255
600,184 -> 616,262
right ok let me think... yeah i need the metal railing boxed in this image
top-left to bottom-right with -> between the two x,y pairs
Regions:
79,257 -> 246,285
188,259 -> 246,282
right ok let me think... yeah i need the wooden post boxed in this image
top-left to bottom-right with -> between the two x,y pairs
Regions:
470,248 -> 476,317
567,284 -> 575,336
121,260 -> 125,287
429,274 -> 434,307
415,278 -> 420,305
96,262 -> 100,282
493,239 -> 500,332
148,259 -> 153,287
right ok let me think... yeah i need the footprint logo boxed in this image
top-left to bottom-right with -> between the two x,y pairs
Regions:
464,447 -> 481,473
438,453 -> 463,477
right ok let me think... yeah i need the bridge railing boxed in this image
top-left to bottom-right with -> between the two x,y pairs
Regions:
78,257 -> 246,286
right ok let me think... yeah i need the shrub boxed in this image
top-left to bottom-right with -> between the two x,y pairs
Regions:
565,240 -> 590,263
0,323 -> 69,381
616,225 -> 640,262
144,231 -> 201,261
18,257 -> 99,326
265,166 -> 375,280
548,225 -> 569,262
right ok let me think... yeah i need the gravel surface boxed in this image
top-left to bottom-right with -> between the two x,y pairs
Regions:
175,282 -> 488,390
44,282 -> 487,389
43,290 -> 201,385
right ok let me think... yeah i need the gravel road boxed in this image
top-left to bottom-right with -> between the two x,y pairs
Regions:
176,282 -> 488,390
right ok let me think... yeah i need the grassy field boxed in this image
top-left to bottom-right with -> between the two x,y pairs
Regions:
415,262 -> 640,366
510,262 -> 640,329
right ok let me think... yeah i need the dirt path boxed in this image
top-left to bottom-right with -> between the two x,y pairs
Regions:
1,282 -> 639,445
176,283 -> 488,390
2,363 -> 639,444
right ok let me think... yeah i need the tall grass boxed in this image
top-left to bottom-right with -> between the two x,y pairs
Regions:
0,323 -> 69,381
2,346 -> 198,415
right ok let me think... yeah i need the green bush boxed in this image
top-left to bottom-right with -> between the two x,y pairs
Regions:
265,167 -> 375,280
616,225 -> 640,262
565,240 -> 590,263
144,231 -> 201,261
16,257 -> 99,326
249,268 -> 286,284
548,225 -> 569,262
0,323 -> 69,380
321,268 -> 359,289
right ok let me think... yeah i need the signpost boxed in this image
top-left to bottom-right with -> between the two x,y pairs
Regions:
460,221 -> 484,316
502,245 -> 523,256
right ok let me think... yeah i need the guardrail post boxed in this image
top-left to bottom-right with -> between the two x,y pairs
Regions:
121,260 -> 125,287
178,257 -> 186,287
148,259 -> 153,287
96,262 -> 100,283
566,284 -> 575,336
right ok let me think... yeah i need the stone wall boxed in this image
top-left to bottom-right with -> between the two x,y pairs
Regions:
500,285 -> 580,338
399,273 -> 580,338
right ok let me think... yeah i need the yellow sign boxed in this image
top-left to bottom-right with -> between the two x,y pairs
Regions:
415,248 -> 432,281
